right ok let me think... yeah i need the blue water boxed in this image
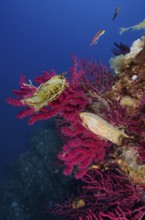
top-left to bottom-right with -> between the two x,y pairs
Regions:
0,0 -> 145,180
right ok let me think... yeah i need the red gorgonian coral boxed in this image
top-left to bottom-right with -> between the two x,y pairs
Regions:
48,168 -> 145,220
6,56 -> 115,179
6,36 -> 145,219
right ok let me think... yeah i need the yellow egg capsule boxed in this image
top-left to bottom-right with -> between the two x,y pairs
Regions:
21,73 -> 68,111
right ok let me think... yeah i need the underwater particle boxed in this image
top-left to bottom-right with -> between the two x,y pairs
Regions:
119,19 -> 145,35
79,112 -> 128,145
90,30 -> 105,46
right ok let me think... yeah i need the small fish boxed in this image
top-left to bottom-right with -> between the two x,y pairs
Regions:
112,6 -> 120,20
90,29 -> 105,46
119,19 -> 145,35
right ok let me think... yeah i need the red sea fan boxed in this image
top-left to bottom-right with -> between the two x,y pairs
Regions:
6,74 -> 38,118
6,70 -> 69,125
6,62 -> 90,125
50,168 -> 145,220
58,116 -> 111,179
72,55 -> 115,95
6,57 -> 115,178
56,58 -> 115,179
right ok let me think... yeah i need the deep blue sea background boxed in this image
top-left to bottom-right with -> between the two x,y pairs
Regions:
0,0 -> 145,181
